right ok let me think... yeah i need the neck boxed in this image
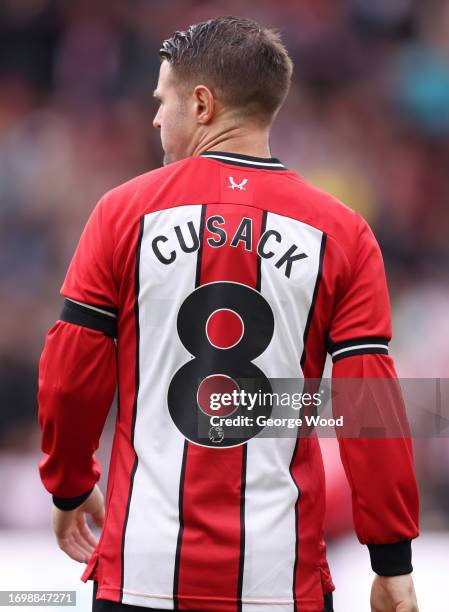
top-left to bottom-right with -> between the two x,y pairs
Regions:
191,124 -> 272,159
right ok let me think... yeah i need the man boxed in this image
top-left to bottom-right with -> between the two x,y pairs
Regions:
38,16 -> 419,612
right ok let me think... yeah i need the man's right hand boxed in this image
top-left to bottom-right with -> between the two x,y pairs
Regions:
370,574 -> 418,612
52,485 -> 105,563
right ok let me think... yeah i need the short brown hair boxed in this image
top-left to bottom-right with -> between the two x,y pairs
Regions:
159,16 -> 293,123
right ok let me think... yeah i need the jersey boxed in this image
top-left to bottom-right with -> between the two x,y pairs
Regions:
38,151 -> 419,612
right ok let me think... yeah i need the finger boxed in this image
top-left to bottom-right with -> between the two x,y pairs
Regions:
72,529 -> 95,557
66,528 -> 94,557
74,536 -> 95,558
69,534 -> 93,562
58,536 -> 91,563
77,516 -> 98,548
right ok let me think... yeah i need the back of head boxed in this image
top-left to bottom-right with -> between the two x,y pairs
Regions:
159,16 -> 293,125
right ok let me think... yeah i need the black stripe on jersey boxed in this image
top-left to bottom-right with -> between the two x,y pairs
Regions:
60,299 -> 117,338
195,205 -> 206,287
292,233 -> 326,609
200,151 -> 287,171
173,440 -> 188,610
328,336 -> 389,363
236,445 -> 247,612
300,233 -> 327,371
119,216 -> 144,603
256,211 -> 268,291
289,438 -> 301,612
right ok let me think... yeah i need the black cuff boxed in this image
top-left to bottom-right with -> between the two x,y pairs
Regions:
367,540 -> 413,576
53,487 -> 94,511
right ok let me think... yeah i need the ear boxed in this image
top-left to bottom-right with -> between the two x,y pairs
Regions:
193,85 -> 215,124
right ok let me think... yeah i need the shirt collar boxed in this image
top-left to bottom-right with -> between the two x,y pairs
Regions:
199,150 -> 287,171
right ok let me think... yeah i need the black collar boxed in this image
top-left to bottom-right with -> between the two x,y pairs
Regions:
199,150 -> 286,171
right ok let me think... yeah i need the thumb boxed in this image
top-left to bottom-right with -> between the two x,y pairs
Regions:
78,485 -> 105,528
91,506 -> 105,528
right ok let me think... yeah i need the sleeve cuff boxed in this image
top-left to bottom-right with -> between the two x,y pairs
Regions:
367,540 -> 413,576
52,487 -> 94,511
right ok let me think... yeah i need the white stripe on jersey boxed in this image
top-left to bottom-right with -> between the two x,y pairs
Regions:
122,206 -> 202,608
242,437 -> 298,611
243,213 -> 324,610
332,343 -> 388,357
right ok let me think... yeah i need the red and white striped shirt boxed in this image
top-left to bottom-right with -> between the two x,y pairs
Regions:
38,151 -> 419,612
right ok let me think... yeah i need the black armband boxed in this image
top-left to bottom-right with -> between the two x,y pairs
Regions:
60,298 -> 117,338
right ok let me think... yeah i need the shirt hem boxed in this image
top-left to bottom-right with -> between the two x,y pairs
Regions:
96,585 -> 329,611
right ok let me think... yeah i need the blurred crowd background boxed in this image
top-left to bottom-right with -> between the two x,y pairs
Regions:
0,0 -> 448,584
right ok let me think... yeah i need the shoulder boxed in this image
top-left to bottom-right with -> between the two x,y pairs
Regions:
95,157 -> 203,232
277,171 -> 360,231
275,171 -> 377,266
102,157 -> 193,206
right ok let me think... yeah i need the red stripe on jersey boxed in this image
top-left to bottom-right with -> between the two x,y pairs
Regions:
175,204 -> 263,611
290,437 -> 329,608
81,219 -> 144,601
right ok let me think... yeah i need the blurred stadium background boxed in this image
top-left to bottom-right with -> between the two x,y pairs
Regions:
0,0 -> 448,610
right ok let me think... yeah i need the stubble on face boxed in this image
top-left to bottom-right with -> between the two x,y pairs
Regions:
165,96 -> 192,165
155,62 -> 194,165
